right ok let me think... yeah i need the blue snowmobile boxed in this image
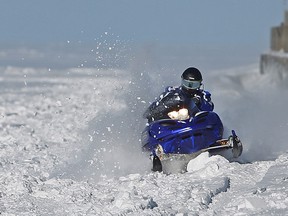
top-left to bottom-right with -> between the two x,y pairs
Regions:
141,109 -> 243,172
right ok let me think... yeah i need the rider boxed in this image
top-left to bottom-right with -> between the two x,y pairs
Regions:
143,67 -> 214,122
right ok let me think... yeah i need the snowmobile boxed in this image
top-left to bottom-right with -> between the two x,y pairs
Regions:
141,109 -> 243,173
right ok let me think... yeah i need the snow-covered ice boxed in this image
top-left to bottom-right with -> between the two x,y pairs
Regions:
0,62 -> 288,215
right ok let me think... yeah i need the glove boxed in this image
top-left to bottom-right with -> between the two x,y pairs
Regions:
192,95 -> 201,105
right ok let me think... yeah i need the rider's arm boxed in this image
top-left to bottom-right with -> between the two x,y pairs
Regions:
198,90 -> 214,111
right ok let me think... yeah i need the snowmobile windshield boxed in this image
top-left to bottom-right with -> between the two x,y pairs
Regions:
181,79 -> 201,90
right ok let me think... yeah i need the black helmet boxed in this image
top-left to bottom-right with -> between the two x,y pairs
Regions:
181,67 -> 203,90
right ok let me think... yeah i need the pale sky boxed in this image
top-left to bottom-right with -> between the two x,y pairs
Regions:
0,0 -> 285,69
0,1 -> 283,45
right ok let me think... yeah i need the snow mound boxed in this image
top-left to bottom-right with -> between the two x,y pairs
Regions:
187,152 -> 229,177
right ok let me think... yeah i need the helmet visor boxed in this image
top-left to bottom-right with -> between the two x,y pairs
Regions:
181,79 -> 201,89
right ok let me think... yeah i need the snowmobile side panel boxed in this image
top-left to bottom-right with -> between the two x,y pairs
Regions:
142,111 -> 224,155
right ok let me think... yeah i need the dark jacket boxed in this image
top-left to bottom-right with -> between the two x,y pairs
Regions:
143,86 -> 214,122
